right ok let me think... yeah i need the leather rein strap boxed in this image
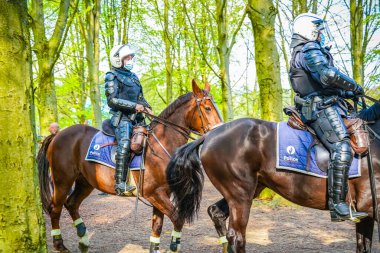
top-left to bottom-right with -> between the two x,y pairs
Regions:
143,94 -> 216,140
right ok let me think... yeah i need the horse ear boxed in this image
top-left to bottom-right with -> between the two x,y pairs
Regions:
204,81 -> 210,93
192,79 -> 203,97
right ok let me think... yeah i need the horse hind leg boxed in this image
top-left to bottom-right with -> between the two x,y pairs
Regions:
64,178 -> 94,252
50,182 -> 75,252
356,217 -> 374,253
225,198 -> 253,253
207,198 -> 230,253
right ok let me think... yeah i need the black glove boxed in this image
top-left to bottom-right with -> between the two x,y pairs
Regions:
354,85 -> 364,96
339,90 -> 355,99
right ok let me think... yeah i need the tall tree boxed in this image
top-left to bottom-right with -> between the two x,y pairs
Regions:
153,0 -> 174,103
30,0 -> 78,135
248,0 -> 283,122
79,0 -> 102,127
164,0 -> 173,103
349,0 -> 378,86
0,0 -> 47,251
183,0 -> 246,121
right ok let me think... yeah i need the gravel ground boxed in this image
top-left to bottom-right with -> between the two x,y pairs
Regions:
45,178 -> 380,253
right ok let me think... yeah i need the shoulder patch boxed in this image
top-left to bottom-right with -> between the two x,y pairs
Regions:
302,42 -> 321,53
105,72 -> 116,81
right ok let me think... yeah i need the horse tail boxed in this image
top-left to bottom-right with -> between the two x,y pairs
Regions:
37,134 -> 55,213
166,136 -> 206,224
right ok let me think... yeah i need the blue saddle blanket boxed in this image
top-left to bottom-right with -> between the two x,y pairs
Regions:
276,122 -> 360,178
85,131 -> 142,170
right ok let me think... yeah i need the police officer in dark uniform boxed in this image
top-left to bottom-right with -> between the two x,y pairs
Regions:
105,44 -> 152,196
289,13 -> 368,221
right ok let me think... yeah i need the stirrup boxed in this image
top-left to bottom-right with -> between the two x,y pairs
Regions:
115,182 -> 136,196
330,209 -> 368,223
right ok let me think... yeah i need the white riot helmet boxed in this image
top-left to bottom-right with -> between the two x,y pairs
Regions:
292,13 -> 333,47
110,44 -> 136,68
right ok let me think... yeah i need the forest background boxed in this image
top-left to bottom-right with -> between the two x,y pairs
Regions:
31,0 -> 380,135
0,0 -> 379,251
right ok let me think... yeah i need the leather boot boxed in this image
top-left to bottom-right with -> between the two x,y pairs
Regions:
114,144 -> 135,196
328,163 -> 367,222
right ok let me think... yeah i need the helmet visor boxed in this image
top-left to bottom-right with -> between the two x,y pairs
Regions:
313,19 -> 333,47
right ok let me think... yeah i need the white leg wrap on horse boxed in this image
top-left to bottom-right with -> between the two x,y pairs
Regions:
219,236 -> 228,244
150,236 -> 160,244
73,217 -> 84,227
171,230 -> 182,239
79,231 -> 90,247
51,229 -> 61,236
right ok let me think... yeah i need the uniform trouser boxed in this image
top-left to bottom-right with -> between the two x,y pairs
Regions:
114,119 -> 133,184
308,106 -> 352,209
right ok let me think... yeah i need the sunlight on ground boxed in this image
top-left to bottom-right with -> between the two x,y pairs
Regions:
308,228 -> 351,245
118,244 -> 146,253
245,220 -> 273,246
202,235 -> 220,246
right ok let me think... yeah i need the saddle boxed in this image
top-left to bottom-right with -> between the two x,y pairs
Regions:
101,119 -> 148,154
284,106 -> 369,155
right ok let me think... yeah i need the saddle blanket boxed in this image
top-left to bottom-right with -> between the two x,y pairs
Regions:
85,131 -> 142,170
276,122 -> 360,178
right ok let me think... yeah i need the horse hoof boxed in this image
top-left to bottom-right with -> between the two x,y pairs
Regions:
53,237 -> 70,253
78,231 -> 90,250
78,243 -> 89,253
169,245 -> 181,252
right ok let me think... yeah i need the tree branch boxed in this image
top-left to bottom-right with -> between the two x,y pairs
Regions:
181,0 -> 219,78
227,6 -> 247,56
48,0 -> 71,56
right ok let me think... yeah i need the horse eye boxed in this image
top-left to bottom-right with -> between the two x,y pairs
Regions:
205,107 -> 212,111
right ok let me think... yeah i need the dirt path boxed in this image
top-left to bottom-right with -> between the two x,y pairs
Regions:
45,178 -> 380,253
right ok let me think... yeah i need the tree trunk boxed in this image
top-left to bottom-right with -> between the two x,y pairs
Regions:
216,0 -> 234,121
84,0 -> 102,128
248,0 -> 283,122
350,0 -> 364,85
164,0 -> 173,103
30,0 -> 76,135
0,0 -> 47,251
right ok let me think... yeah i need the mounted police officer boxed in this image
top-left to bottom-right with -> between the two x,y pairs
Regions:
289,13 -> 368,221
105,44 -> 152,196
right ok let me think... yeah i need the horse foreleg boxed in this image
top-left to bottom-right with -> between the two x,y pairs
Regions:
208,198 -> 229,253
64,178 -> 94,252
145,192 -> 183,252
356,217 -> 374,253
150,207 -> 164,253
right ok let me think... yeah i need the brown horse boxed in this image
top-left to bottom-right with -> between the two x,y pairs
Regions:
167,117 -> 380,253
37,80 -> 223,253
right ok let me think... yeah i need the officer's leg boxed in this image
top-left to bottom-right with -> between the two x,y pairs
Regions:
114,119 -> 135,195
310,106 -> 367,221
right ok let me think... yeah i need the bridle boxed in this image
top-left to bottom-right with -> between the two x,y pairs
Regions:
143,93 -> 223,158
187,93 -> 224,134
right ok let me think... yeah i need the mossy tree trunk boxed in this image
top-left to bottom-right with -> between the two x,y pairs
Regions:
350,0 -> 364,85
30,0 -> 77,135
80,0 -> 102,128
0,0 -> 47,251
164,0 -> 173,103
248,0 -> 283,122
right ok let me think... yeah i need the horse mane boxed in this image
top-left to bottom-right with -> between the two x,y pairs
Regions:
158,92 -> 193,119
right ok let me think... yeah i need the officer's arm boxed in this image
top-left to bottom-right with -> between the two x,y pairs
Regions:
302,42 -> 362,93
105,72 -> 136,111
358,103 -> 380,121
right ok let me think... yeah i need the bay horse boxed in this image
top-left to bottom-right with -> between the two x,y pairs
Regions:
167,117 -> 380,253
37,80 -> 223,253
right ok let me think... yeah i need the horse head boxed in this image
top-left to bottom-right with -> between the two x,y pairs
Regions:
187,79 -> 224,134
